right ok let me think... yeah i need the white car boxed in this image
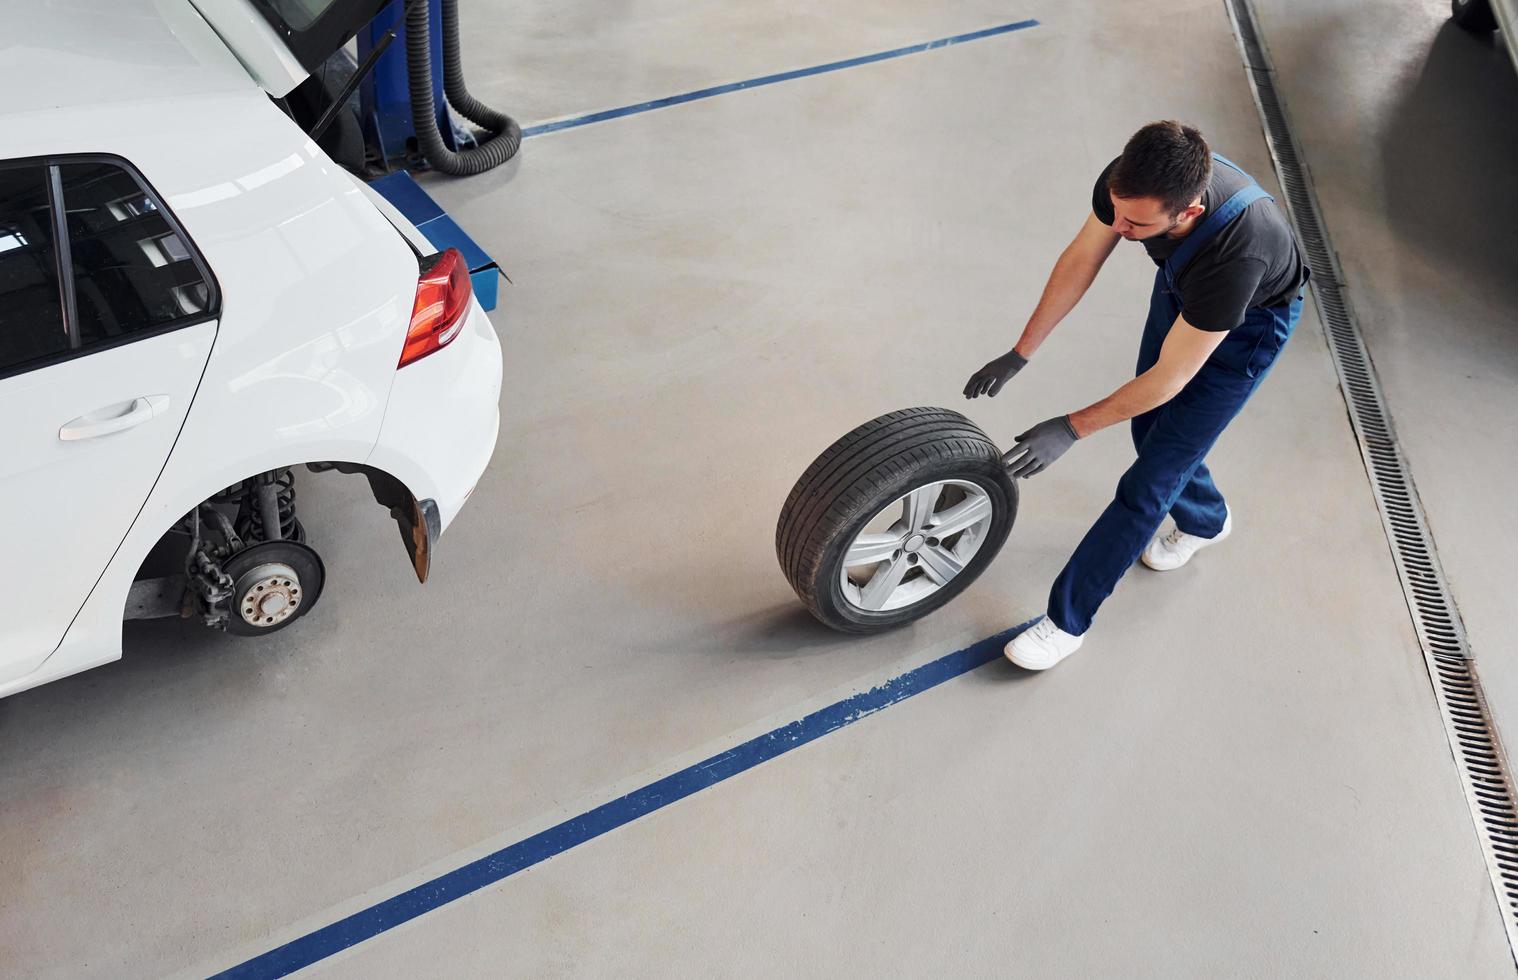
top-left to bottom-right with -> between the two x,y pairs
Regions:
0,0 -> 502,697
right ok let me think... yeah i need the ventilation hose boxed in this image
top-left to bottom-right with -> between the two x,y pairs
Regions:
406,0 -> 522,176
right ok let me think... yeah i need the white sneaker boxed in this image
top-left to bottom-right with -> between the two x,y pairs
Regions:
1005,616 -> 1085,671
1142,509 -> 1232,571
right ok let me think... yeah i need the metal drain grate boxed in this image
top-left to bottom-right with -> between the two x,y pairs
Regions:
1224,0 -> 1518,955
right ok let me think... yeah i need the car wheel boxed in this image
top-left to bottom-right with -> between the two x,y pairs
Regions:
776,407 -> 1018,633
1452,0 -> 1498,31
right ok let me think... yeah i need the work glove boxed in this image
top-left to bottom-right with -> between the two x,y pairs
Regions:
1004,416 -> 1079,479
963,349 -> 1028,399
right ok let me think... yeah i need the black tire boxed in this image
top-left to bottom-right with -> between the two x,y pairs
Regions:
1452,0 -> 1499,31
776,407 -> 1018,633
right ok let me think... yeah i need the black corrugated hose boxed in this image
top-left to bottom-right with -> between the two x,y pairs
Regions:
406,0 -> 522,176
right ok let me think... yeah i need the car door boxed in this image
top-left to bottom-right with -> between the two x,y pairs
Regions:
0,158 -> 218,685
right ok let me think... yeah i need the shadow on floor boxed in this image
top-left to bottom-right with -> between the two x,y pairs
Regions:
683,603 -> 853,659
0,612 -> 280,740
1381,22 -> 1518,297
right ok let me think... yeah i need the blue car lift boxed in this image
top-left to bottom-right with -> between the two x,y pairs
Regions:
358,0 -> 502,311
368,171 -> 500,311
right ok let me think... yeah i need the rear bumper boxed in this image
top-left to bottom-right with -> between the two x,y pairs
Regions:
367,297 -> 502,538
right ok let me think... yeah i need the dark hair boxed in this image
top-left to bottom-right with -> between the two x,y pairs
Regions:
1108,121 -> 1212,215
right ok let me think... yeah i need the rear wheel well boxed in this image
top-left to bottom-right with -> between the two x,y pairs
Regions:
306,462 -> 436,583
126,462 -> 432,628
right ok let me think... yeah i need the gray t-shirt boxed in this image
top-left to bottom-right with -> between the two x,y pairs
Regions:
1092,157 -> 1307,331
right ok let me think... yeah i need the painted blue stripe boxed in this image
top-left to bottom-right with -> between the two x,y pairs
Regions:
520,19 -> 1040,139
213,621 -> 1033,978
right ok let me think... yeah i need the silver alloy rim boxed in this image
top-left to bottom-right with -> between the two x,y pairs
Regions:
839,480 -> 995,613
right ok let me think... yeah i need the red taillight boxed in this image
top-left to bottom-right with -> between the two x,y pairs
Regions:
399,248 -> 472,368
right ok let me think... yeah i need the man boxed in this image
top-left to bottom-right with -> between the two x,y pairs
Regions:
963,120 -> 1309,671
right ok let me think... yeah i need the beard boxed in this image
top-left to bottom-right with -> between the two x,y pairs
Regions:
1141,213 -> 1187,240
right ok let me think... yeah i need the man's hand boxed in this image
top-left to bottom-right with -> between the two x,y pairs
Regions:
964,214 -> 1118,401
1004,416 -> 1079,479
964,350 -> 1028,399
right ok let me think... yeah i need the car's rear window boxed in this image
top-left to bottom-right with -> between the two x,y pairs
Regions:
0,165 -> 68,373
259,0 -> 343,30
57,162 -> 212,346
0,155 -> 218,380
249,0 -> 390,69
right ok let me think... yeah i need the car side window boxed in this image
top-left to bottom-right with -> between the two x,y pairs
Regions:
57,162 -> 213,347
0,165 -> 69,373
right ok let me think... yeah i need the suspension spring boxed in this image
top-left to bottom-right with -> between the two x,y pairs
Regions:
237,469 -> 299,543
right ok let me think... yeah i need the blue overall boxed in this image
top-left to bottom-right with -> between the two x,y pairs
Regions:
1047,155 -> 1305,636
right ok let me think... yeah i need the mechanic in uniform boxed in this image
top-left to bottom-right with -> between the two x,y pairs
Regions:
963,120 -> 1309,670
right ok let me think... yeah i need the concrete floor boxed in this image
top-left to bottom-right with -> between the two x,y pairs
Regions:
1,1 -> 1514,977
1249,0 -> 1518,771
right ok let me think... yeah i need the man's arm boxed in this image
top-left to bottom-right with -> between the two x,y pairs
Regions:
1011,212 -> 1121,358
965,212 -> 1120,399
1068,314 -> 1226,438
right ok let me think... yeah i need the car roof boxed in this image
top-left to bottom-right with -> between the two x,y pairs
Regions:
0,0 -> 259,122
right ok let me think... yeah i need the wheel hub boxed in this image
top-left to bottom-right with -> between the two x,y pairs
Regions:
216,539 -> 325,636
237,563 -> 302,629
838,479 -> 996,613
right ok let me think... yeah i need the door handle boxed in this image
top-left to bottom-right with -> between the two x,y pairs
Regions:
59,395 -> 170,441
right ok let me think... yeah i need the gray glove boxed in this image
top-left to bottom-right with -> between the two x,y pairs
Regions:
963,350 -> 1028,399
1004,416 -> 1079,479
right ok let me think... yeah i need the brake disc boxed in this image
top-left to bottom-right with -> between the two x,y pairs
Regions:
223,540 -> 326,637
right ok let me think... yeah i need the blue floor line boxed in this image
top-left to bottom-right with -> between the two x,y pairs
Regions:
213,621 -> 1034,978
520,19 -> 1040,138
